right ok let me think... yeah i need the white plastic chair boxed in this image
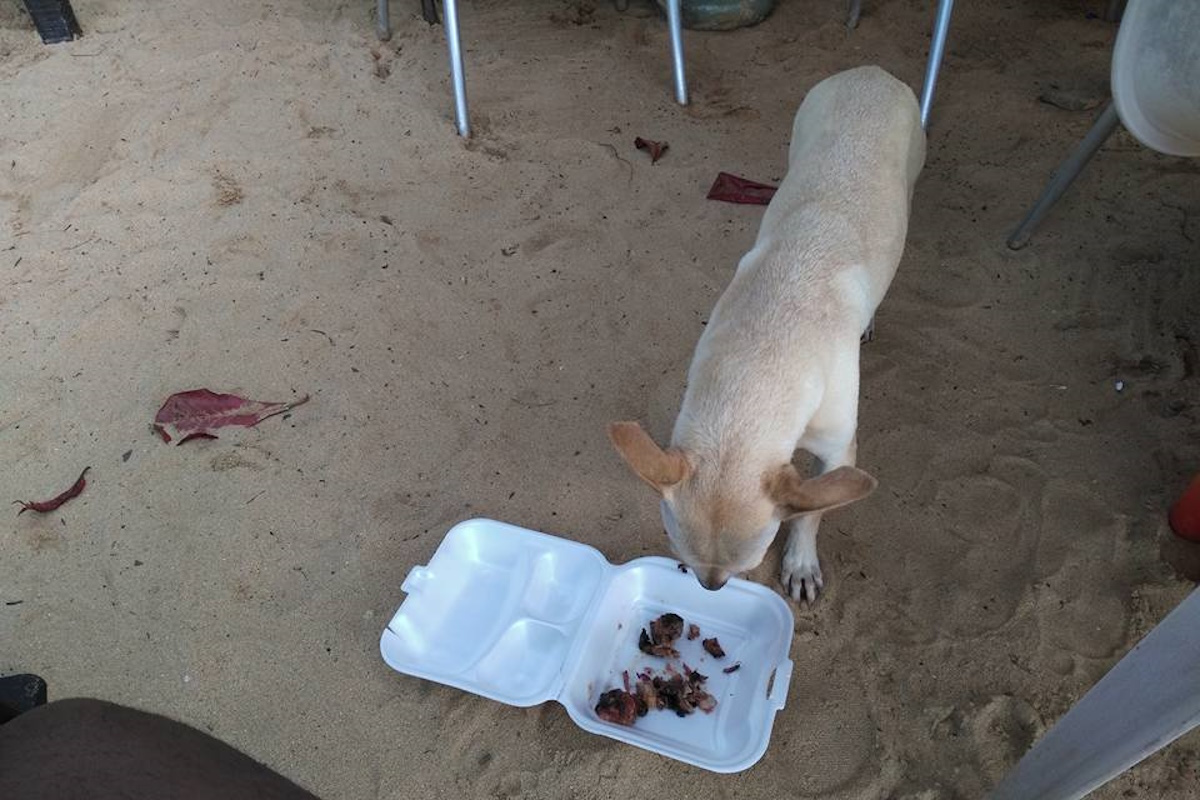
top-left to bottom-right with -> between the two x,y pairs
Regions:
1007,0 -> 1200,248
378,0 -> 959,138
987,588 -> 1200,799
376,0 -> 685,138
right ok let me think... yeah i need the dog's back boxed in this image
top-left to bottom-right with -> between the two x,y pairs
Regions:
756,65 -> 924,323
691,66 -> 924,395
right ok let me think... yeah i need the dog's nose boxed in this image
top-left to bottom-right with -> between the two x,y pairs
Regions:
697,568 -> 729,591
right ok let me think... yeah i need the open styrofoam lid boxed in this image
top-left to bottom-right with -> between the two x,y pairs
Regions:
380,520 -> 609,706
380,519 -> 795,773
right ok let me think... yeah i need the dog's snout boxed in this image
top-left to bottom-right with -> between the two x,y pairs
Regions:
697,568 -> 729,592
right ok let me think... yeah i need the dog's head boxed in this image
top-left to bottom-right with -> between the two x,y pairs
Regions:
608,421 -> 876,590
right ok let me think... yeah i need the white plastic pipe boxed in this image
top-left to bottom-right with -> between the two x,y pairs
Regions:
988,588 -> 1200,800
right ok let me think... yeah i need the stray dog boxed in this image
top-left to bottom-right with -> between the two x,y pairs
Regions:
609,66 -> 924,603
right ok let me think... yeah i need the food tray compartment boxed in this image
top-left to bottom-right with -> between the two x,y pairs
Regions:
559,558 -> 794,773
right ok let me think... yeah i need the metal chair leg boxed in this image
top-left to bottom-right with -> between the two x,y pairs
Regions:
919,0 -> 954,130
846,0 -> 862,29
442,0 -> 470,137
1006,102 -> 1121,250
666,0 -> 688,105
377,0 -> 391,41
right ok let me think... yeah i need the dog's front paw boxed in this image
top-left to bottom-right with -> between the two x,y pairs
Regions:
781,553 -> 824,605
860,316 -> 876,344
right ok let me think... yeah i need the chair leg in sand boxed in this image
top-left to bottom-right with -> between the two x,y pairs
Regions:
845,0 -> 862,29
919,0 -> 955,130
431,0 -> 687,137
844,0 -> 955,129
666,0 -> 688,105
443,0 -> 471,137
377,0 -> 390,40
1006,102 -> 1121,250
1007,0 -> 1200,248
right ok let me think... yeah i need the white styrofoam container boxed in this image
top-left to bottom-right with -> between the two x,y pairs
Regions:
379,518 -> 795,773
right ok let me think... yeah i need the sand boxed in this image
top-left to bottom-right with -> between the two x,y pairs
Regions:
2,0 -> 1198,797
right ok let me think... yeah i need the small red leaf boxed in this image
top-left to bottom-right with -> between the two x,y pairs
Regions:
14,467 -> 90,516
154,389 -> 309,445
634,137 -> 668,164
178,432 -> 219,445
706,172 -> 777,205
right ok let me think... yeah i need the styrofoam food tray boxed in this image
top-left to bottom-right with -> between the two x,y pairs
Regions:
379,518 -> 795,773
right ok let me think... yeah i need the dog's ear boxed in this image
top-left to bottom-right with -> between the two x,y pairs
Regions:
608,422 -> 690,494
766,464 -> 877,518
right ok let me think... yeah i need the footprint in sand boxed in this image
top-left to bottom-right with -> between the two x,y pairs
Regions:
910,468 -> 1036,637
766,653 -> 880,796
1038,574 -> 1130,661
1034,482 -> 1122,580
970,694 -> 1044,786
1032,482 -> 1131,660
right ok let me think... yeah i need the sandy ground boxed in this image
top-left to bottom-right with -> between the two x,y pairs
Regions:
2,0 -> 1199,797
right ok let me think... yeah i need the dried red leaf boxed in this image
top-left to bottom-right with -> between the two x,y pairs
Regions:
14,467 -> 90,516
706,172 -> 777,205
153,389 -> 309,445
634,137 -> 668,164
702,637 -> 726,658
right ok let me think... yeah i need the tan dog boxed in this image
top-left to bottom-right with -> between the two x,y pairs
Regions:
610,66 -> 925,603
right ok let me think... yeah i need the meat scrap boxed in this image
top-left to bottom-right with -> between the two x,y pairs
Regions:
636,674 -> 658,711
595,613 -> 729,726
595,688 -> 641,727
639,613 -> 684,658
638,629 -> 675,659
596,667 -> 717,726
643,668 -> 716,718
651,613 -> 683,643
